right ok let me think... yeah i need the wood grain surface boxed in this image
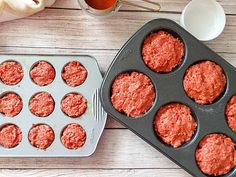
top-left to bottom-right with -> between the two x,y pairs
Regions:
0,0 -> 235,176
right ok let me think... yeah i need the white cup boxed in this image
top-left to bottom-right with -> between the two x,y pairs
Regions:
180,0 -> 226,41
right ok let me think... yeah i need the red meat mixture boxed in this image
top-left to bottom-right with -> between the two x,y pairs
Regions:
0,124 -> 22,148
154,103 -> 197,148
29,92 -> 55,117
61,123 -> 86,149
111,72 -> 155,117
142,31 -> 184,73
183,61 -> 226,105
30,61 -> 55,86
0,61 -> 24,85
196,134 -> 236,176
28,124 -> 54,149
0,92 -> 23,117
226,94 -> 236,132
61,93 -> 87,118
62,61 -> 87,87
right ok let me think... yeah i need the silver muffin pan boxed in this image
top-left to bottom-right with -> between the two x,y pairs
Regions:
0,54 -> 107,157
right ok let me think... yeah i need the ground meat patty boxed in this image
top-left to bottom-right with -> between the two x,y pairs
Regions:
0,93 -> 23,117
0,124 -> 22,148
61,93 -> 87,118
28,124 -> 54,149
142,31 -> 184,73
226,94 -> 236,132
62,61 -> 87,87
61,123 -> 86,149
30,61 -> 55,86
0,61 -> 23,85
111,72 -> 155,117
154,103 -> 196,148
29,92 -> 55,117
183,61 -> 226,105
196,134 -> 236,176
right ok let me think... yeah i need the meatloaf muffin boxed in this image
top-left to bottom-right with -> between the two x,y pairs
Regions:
142,31 -> 184,73
0,92 -> 23,117
154,103 -> 197,148
0,124 -> 22,148
29,92 -> 55,117
196,134 -> 236,176
61,123 -> 86,149
30,61 -> 55,86
183,61 -> 226,105
61,93 -> 87,118
225,94 -> 236,132
28,124 -> 54,149
0,61 -> 24,85
111,72 -> 155,117
62,61 -> 87,87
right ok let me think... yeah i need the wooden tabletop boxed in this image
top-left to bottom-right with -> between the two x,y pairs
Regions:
0,0 -> 236,176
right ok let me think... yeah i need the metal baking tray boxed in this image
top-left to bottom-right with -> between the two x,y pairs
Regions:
0,54 -> 107,157
100,19 -> 236,177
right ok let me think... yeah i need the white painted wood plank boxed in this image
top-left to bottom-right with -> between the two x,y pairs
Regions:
0,10 -> 235,53
0,169 -> 191,177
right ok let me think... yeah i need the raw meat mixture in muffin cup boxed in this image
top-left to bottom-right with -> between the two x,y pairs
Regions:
0,61 -> 24,85
0,92 -> 23,117
111,72 -> 155,117
29,92 -> 55,117
61,123 -> 86,149
183,60 -> 226,105
62,61 -> 87,87
142,31 -> 184,73
225,94 -> 236,132
195,134 -> 236,176
28,124 -> 54,150
0,124 -> 22,148
61,93 -> 87,118
154,103 -> 197,148
30,61 -> 55,86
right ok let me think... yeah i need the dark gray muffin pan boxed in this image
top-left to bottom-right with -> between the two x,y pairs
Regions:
100,19 -> 236,177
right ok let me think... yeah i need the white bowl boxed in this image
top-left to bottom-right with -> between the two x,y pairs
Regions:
180,0 -> 226,41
